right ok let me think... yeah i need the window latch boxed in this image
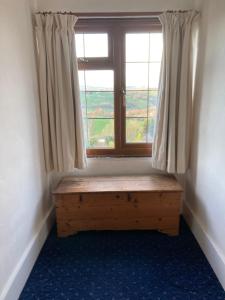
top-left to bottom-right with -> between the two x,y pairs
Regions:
121,88 -> 126,106
121,88 -> 126,96
79,57 -> 89,63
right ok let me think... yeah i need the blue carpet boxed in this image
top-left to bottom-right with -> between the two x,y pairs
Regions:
20,220 -> 225,300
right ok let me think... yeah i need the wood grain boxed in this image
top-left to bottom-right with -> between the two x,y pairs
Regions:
54,175 -> 183,237
53,175 -> 183,194
57,217 -> 180,237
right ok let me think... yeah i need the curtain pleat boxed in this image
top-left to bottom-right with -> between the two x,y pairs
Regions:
152,11 -> 199,174
34,14 -> 87,172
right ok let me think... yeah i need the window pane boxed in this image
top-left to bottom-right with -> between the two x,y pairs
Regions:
126,91 -> 148,117
149,63 -> 161,89
87,118 -> 114,148
85,34 -> 108,57
79,70 -> 115,149
147,90 -> 158,142
126,63 -> 148,90
75,33 -> 108,58
75,34 -> 84,57
78,71 -> 85,91
147,118 -> 156,143
148,90 -> 158,110
150,33 -> 163,62
80,91 -> 86,116
85,70 -> 114,91
86,92 -> 114,118
126,33 -> 149,62
126,118 -> 147,143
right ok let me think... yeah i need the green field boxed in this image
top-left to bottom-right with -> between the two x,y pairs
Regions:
80,90 -> 158,148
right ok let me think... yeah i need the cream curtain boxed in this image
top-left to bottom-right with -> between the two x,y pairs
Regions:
34,14 -> 87,172
152,11 -> 199,174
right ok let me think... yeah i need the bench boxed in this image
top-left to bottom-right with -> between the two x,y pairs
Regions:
53,175 -> 183,237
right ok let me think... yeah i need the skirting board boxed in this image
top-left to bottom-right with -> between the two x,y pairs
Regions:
0,206 -> 55,300
183,202 -> 225,291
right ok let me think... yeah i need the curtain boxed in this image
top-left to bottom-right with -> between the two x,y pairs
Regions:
34,14 -> 87,172
152,11 -> 199,174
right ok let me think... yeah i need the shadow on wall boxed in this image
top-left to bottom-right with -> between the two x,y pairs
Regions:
49,157 -> 166,188
26,2 -> 53,235
184,0 -> 210,233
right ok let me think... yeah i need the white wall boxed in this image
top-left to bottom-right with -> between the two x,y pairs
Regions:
36,0 -> 195,177
184,0 -> 225,290
37,0 -> 194,12
0,0 -> 53,299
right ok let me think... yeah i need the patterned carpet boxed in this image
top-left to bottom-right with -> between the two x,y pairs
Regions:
20,220 -> 225,300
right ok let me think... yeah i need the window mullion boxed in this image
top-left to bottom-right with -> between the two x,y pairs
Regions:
113,25 -> 123,153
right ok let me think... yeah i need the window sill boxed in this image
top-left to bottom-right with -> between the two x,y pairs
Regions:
86,147 -> 152,158
86,156 -> 152,161
87,154 -> 152,158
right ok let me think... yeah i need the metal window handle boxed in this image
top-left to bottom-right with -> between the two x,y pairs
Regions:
121,88 -> 126,96
121,88 -> 126,107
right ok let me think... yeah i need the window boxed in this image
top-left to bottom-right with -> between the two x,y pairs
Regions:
75,18 -> 162,156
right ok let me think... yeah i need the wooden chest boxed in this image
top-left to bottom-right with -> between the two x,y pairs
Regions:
53,175 -> 183,237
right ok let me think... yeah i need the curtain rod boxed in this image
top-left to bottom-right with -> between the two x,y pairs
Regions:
35,10 -> 190,18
